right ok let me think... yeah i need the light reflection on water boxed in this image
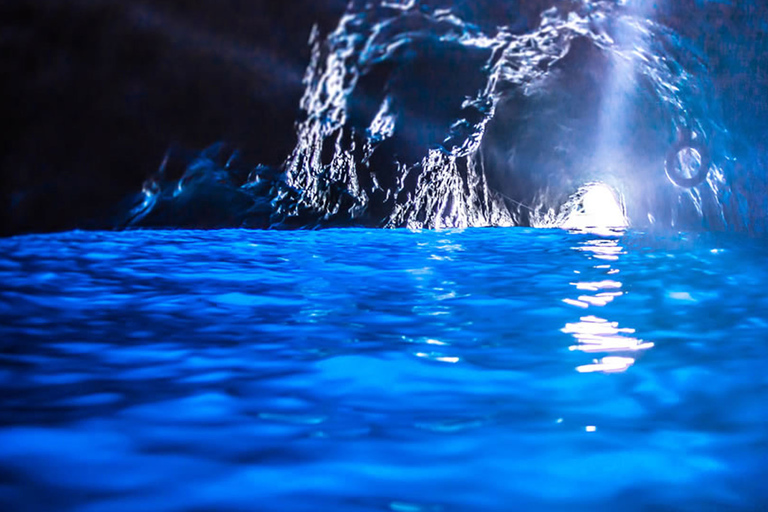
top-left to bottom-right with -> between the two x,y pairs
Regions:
0,228 -> 766,511
562,231 -> 654,374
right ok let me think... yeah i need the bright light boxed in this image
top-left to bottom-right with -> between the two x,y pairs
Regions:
562,183 -> 628,231
563,315 -> 654,354
415,352 -> 460,364
577,356 -> 636,374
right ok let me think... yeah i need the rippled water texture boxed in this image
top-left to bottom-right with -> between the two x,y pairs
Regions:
1,228 -> 767,510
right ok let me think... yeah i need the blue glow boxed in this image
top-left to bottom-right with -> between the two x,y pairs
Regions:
0,228 -> 767,510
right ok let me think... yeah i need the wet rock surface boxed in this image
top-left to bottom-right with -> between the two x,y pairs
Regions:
3,1 -> 768,234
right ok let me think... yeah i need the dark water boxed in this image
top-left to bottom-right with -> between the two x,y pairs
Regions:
1,228 -> 767,511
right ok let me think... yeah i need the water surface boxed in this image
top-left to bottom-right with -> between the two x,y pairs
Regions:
0,228 -> 766,511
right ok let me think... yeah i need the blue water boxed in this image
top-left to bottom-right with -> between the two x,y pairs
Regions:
1,228 -> 767,511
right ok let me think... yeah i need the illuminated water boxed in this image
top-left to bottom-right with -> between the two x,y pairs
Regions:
1,228 -> 767,511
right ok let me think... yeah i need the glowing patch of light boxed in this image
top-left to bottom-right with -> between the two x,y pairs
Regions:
573,280 -> 622,292
563,316 -> 654,354
564,230 -> 655,374
575,238 -> 626,261
577,356 -> 636,374
562,183 -> 628,232
585,425 -> 598,432
577,292 -> 622,306
415,352 -> 460,364
563,298 -> 590,309
667,291 -> 696,302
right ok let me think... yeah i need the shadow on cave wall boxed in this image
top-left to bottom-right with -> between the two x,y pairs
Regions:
0,0 -> 347,235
